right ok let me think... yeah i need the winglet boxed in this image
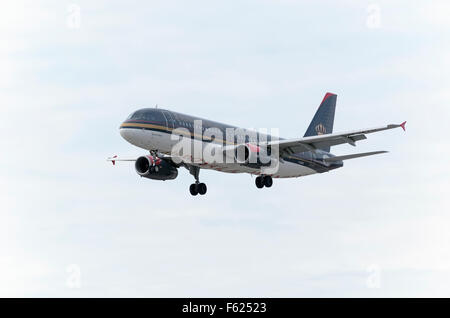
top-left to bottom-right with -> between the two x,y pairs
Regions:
111,155 -> 117,165
400,121 -> 407,131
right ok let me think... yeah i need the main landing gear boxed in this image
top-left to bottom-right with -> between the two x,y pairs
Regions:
188,165 -> 207,196
255,175 -> 273,189
189,182 -> 207,196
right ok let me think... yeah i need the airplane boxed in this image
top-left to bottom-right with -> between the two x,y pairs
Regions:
108,93 -> 406,196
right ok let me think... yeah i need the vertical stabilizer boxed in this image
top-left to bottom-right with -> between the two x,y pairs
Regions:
303,92 -> 337,152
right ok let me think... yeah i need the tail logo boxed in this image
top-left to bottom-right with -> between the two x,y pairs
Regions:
315,123 -> 327,135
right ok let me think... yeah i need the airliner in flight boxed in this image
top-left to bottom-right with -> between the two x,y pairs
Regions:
108,93 -> 405,196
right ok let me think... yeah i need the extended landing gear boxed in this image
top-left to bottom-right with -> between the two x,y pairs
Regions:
189,182 -> 207,196
255,175 -> 273,189
187,165 -> 207,196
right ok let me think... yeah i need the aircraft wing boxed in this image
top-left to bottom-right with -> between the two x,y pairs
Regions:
266,121 -> 406,154
323,151 -> 388,162
107,153 -> 185,166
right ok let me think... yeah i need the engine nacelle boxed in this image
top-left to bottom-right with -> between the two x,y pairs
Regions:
234,144 -> 272,167
135,156 -> 178,180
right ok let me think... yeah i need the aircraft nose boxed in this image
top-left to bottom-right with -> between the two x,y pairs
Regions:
119,124 -> 131,141
120,124 -> 147,149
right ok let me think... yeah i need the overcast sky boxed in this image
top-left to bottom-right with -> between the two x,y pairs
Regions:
1,0 -> 450,297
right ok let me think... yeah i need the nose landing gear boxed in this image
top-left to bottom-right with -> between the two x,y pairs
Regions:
255,175 -> 273,189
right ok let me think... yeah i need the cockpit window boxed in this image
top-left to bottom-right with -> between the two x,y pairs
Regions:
130,110 -> 147,120
128,109 -> 165,122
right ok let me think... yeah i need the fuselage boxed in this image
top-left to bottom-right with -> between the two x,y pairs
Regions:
119,108 -> 343,178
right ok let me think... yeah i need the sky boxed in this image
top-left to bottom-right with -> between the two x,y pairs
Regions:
1,0 -> 450,297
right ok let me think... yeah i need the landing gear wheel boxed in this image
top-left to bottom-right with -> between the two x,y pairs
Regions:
187,166 -> 207,196
255,176 -> 264,189
198,183 -> 207,195
189,183 -> 198,196
264,176 -> 273,188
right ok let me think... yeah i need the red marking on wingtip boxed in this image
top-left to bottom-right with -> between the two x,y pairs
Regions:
321,92 -> 336,104
112,155 -> 117,165
400,121 -> 406,131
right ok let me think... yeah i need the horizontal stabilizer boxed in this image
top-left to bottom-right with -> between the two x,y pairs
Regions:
323,151 -> 388,162
107,155 -> 137,165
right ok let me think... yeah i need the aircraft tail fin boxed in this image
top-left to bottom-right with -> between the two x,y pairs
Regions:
304,92 -> 337,152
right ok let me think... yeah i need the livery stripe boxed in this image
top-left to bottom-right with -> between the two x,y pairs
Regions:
120,122 -> 236,145
120,123 -> 332,171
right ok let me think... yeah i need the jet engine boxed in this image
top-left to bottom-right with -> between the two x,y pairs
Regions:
234,144 -> 272,167
135,156 -> 178,180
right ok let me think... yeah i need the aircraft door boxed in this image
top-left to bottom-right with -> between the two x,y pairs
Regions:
161,110 -> 175,131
